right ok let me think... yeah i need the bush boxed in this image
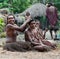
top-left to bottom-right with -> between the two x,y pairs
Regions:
0,18 -> 5,33
0,32 -> 6,38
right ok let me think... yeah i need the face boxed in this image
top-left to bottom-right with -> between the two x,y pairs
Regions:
7,15 -> 15,24
36,20 -> 40,28
29,21 -> 36,29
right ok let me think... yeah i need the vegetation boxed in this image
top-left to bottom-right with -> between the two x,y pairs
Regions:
0,32 -> 6,38
0,18 -> 5,33
0,0 -> 60,37
0,0 -> 60,13
0,0 -> 31,13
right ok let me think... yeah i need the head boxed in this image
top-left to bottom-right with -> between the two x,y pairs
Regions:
29,20 -> 36,29
7,14 -> 15,24
26,12 -> 30,16
25,12 -> 31,20
35,20 -> 41,28
47,3 -> 53,7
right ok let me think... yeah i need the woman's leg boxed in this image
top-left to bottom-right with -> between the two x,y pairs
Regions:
42,40 -> 57,49
33,45 -> 51,52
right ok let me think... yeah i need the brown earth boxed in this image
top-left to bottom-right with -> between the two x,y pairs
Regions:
0,47 -> 60,59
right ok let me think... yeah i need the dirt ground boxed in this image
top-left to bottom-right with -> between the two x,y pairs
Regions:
0,33 -> 60,59
0,38 -> 60,59
0,47 -> 60,59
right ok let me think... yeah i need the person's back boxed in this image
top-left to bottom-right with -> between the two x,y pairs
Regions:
46,5 -> 58,26
46,3 -> 58,39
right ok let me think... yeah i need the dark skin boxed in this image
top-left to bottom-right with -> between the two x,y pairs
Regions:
3,15 -> 32,52
25,21 -> 51,51
25,21 -> 40,45
6,15 -> 31,43
25,20 -> 56,51
35,20 -> 57,49
25,21 -> 47,45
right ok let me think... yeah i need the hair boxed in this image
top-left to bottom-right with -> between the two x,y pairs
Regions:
7,14 -> 15,20
35,19 -> 40,23
26,12 -> 30,16
34,16 -> 40,19
28,19 -> 35,25
47,3 -> 54,7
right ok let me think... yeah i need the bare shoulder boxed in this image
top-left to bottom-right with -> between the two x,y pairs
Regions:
25,28 -> 30,34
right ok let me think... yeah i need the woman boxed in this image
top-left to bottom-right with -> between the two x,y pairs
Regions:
25,20 -> 57,52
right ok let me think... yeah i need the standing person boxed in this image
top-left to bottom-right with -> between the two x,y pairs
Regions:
6,14 -> 31,43
46,3 -> 58,39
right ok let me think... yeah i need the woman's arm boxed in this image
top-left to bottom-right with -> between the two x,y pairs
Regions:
25,31 -> 40,45
7,19 -> 31,32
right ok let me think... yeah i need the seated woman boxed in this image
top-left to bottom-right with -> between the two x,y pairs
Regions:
25,20 -> 51,51
35,20 -> 57,49
25,20 -> 57,52
3,14 -> 32,52
6,14 -> 31,43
